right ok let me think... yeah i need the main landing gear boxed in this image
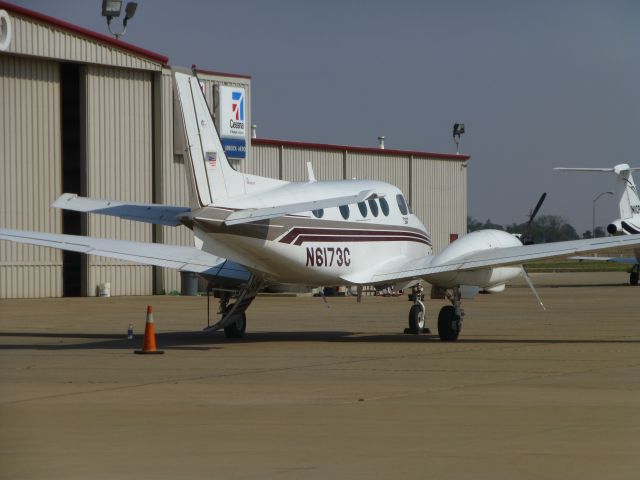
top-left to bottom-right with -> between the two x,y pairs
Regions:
204,276 -> 261,339
405,285 -> 464,341
630,265 -> 639,286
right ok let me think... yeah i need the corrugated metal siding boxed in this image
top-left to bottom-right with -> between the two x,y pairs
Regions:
0,55 -> 62,298
282,147 -> 343,182
412,158 -> 467,253
345,152 -> 410,195
5,12 -> 162,71
156,69 -> 194,294
84,65 -> 153,296
250,143 -> 280,178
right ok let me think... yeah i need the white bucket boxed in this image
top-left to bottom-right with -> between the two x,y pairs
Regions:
98,282 -> 111,297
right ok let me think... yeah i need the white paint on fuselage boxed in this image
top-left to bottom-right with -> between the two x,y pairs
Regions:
203,179 -> 432,284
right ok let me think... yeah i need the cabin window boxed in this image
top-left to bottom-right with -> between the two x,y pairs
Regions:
312,209 -> 324,218
379,197 -> 390,216
396,194 -> 408,215
339,205 -> 350,219
368,198 -> 379,217
357,201 -> 368,217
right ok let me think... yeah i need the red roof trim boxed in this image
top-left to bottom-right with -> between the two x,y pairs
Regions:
252,138 -> 470,161
195,67 -> 251,80
0,1 -> 169,65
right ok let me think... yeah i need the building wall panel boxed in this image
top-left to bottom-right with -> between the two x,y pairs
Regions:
5,12 -> 162,71
156,70 -> 194,293
412,158 -> 467,253
345,152 -> 410,196
0,55 -> 62,298
282,148 -> 343,182
84,65 -> 153,296
250,144 -> 280,178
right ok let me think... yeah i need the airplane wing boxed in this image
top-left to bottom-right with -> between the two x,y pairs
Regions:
341,234 -> 640,285
0,228 -> 249,280
52,193 -> 190,226
223,190 -> 374,226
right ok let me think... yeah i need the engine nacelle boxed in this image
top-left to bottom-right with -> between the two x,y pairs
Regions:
427,229 -> 523,289
607,219 -> 623,235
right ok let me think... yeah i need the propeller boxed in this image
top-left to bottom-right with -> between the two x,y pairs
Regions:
521,192 -> 547,245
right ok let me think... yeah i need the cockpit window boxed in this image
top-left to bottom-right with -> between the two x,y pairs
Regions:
368,199 -> 379,217
396,194 -> 408,215
379,197 -> 390,216
312,209 -> 324,218
339,205 -> 350,220
357,201 -> 368,217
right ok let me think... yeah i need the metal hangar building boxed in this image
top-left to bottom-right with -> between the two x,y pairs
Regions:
0,1 -> 469,298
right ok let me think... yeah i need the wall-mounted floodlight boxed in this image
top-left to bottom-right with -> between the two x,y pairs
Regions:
453,123 -> 465,154
101,0 -> 137,39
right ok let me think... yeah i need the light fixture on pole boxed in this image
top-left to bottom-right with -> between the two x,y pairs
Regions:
101,1 -> 138,39
453,123 -> 465,154
592,191 -> 613,237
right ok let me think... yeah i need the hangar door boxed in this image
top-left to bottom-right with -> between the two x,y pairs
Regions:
83,65 -> 154,296
0,56 -> 62,298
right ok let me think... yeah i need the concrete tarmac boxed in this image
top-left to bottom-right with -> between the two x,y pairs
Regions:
1,272 -> 639,479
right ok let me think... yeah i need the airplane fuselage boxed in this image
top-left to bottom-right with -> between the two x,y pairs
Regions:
190,179 -> 432,285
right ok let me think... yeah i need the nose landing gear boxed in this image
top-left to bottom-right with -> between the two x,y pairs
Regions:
404,284 -> 430,334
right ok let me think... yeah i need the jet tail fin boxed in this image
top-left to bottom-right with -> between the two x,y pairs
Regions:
554,164 -> 640,220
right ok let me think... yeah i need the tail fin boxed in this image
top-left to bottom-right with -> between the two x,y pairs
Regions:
613,164 -> 640,219
173,71 -> 244,207
554,164 -> 640,219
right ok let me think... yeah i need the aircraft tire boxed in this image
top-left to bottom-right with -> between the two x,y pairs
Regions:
438,305 -> 460,342
630,271 -> 639,286
408,304 -> 425,332
224,313 -> 246,339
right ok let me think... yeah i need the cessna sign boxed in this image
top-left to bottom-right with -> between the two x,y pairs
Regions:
218,85 -> 247,159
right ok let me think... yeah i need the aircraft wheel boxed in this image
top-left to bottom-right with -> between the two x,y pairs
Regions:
630,271 -> 639,286
408,304 -> 425,332
438,305 -> 461,342
224,313 -> 246,339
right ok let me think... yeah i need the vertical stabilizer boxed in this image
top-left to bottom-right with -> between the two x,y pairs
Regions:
613,164 -> 640,220
174,72 -> 245,207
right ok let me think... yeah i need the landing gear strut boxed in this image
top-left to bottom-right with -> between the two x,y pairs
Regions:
630,264 -> 639,286
204,275 -> 261,339
404,283 -> 430,334
437,287 -> 463,342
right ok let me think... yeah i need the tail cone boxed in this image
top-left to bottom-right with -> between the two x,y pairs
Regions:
134,305 -> 164,355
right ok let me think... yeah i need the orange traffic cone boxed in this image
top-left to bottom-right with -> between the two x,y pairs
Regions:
135,305 -> 164,355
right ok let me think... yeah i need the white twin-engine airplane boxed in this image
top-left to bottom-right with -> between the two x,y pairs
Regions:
554,163 -> 640,285
2,71 -> 640,342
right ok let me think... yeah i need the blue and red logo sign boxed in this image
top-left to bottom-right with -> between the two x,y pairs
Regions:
232,91 -> 244,121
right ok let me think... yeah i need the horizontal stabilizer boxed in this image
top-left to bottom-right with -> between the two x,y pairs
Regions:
52,194 -> 190,226
0,228 -> 248,280
223,190 -> 374,225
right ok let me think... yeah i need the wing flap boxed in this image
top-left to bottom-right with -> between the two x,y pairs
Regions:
52,194 -> 190,226
223,190 -> 374,225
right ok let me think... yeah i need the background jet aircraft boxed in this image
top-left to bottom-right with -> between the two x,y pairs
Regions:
555,164 -> 640,285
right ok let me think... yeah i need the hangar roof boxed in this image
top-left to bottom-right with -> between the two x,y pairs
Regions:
252,138 -> 470,161
0,1 -> 168,64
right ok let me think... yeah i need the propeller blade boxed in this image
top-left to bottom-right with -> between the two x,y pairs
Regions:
527,192 -> 547,228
